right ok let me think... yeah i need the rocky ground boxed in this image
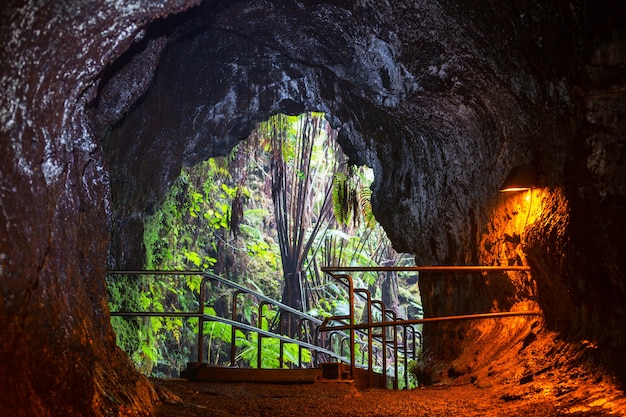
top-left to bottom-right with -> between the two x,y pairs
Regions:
152,373 -> 626,417
152,325 -> 626,416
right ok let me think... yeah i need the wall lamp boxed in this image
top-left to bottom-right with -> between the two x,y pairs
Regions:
500,164 -> 537,192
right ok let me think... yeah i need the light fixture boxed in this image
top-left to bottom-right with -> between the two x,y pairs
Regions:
500,164 -> 537,192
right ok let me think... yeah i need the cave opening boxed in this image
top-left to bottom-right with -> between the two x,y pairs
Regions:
106,107 -> 423,380
98,1 -> 560,401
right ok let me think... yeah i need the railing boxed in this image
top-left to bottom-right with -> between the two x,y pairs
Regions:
107,267 -> 537,388
320,266 -> 542,389
107,270 -> 351,373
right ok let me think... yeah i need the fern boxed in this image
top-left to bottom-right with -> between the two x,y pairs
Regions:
332,172 -> 350,225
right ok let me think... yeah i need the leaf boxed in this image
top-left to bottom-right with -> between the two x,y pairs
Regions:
186,275 -> 203,293
184,250 -> 202,267
235,329 -> 249,348
282,343 -> 300,365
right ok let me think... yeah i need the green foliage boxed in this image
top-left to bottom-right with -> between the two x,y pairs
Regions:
200,305 -> 312,369
108,111 -> 420,380
257,112 -> 344,317
235,333 -> 312,369
108,273 -> 200,376
331,165 -> 377,229
108,276 -> 143,356
307,298 -> 350,318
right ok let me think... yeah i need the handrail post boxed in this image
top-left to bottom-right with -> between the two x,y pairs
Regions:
404,323 -> 409,389
231,290 -> 246,366
279,310 -> 285,369
297,319 -> 303,368
386,310 -> 398,390
411,326 -> 420,361
328,331 -> 348,363
313,321 -> 323,366
372,300 -> 387,387
335,274 -> 356,379
416,330 -> 422,356
325,273 -> 356,376
258,302 -> 270,369
327,330 -> 337,360
197,275 -> 208,364
401,323 -> 418,389
355,288 -> 373,388
298,318 -> 310,368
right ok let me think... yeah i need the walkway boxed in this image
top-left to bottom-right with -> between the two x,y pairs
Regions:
153,375 -> 626,417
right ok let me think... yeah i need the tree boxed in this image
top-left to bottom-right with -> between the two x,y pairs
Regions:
259,113 -> 340,318
110,111 -> 419,373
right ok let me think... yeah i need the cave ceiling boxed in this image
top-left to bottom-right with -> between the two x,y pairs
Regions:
100,0 -> 569,266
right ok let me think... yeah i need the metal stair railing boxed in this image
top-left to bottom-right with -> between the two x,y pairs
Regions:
316,271 -> 420,389
107,270 -> 353,373
320,265 -> 543,389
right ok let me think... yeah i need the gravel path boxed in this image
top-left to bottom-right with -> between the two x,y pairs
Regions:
152,377 -> 626,417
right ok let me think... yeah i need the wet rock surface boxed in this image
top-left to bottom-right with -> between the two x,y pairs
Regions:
1,0 -> 625,415
0,1 -> 201,415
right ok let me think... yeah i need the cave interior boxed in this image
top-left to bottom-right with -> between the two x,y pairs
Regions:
1,0 -> 625,415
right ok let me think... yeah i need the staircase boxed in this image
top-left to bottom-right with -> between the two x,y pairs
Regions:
183,362 -> 387,389
108,267 -> 540,389
108,269 -> 422,389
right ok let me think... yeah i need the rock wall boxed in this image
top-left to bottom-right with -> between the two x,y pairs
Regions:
0,1 -> 201,415
1,0 -> 624,415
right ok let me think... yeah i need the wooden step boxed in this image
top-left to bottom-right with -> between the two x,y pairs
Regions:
192,366 -> 322,384
183,363 -> 386,388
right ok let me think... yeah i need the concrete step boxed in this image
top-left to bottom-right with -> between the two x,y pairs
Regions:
182,363 -> 386,388
189,365 -> 322,384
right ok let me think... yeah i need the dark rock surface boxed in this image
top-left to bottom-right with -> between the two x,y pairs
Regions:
1,0 -> 625,415
0,1 -> 202,415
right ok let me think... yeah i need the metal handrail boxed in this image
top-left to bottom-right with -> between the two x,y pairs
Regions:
400,323 -> 419,388
111,269 -> 321,324
322,266 -> 532,272
107,270 -> 351,371
107,267 -> 537,388
320,310 -> 544,330
354,288 -> 374,387
112,309 -> 345,359
320,269 -> 420,388
320,265 -> 541,389
370,299 -> 389,385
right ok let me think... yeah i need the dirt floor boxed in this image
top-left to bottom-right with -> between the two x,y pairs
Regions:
152,323 -> 626,416
152,374 -> 626,417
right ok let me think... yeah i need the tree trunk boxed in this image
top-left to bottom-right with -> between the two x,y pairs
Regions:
382,270 -> 400,317
281,271 -> 304,337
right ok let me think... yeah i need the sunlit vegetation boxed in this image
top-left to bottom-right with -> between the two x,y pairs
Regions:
108,112 -> 421,377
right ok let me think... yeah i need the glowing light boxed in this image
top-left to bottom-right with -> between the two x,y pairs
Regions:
500,164 -> 537,192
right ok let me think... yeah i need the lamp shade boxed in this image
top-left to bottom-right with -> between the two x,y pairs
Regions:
500,164 -> 537,192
